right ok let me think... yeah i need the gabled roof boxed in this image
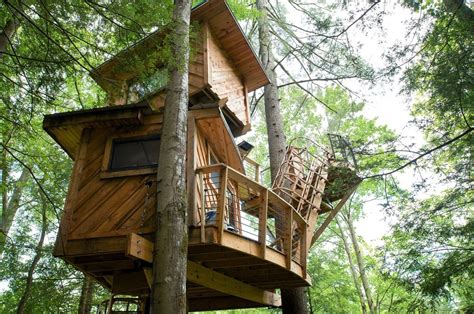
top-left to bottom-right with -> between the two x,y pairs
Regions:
90,0 -> 269,93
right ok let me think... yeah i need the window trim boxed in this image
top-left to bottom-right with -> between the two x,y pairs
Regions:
100,133 -> 160,179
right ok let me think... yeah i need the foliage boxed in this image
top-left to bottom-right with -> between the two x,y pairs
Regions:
382,0 -> 474,305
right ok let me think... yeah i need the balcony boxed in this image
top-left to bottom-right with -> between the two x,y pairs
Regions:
189,163 -> 309,283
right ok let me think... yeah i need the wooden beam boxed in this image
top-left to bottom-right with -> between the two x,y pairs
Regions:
187,260 -> 281,307
125,233 -> 153,263
310,183 -> 359,248
188,107 -> 221,120
286,210 -> 293,269
227,166 -> 262,193
188,296 -> 265,312
202,23 -> 210,85
199,172 -> 206,243
258,189 -> 268,259
43,107 -> 144,129
143,267 -> 153,289
195,163 -> 225,175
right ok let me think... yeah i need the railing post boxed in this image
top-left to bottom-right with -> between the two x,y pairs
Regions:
217,166 -> 228,244
285,208 -> 293,269
199,171 -> 206,243
255,164 -> 260,183
258,189 -> 268,259
301,221 -> 307,278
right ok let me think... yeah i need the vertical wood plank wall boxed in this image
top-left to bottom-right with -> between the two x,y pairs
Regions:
207,26 -> 249,129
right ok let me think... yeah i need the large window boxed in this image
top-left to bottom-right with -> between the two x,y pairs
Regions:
109,135 -> 160,171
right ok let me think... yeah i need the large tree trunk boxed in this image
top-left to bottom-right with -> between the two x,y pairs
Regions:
256,1 -> 308,313
17,194 -> 47,314
78,276 -> 95,314
150,1 -> 192,313
344,212 -> 376,314
0,17 -> 20,58
336,217 -> 367,313
256,0 -> 287,180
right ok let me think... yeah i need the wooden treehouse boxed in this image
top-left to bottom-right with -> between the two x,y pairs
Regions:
43,0 -> 360,312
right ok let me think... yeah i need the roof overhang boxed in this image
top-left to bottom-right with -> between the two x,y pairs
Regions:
43,104 -> 150,160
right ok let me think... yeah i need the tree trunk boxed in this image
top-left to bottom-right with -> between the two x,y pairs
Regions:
150,1 -> 191,313
336,217 -> 367,314
17,194 -> 47,314
78,275 -> 95,314
0,17 -> 20,58
256,0 -> 287,181
256,1 -> 308,313
345,213 -> 376,314
0,168 -> 29,257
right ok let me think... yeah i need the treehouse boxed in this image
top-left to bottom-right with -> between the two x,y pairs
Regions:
43,0 -> 360,311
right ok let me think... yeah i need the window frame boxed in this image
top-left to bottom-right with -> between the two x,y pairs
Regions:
101,133 -> 161,179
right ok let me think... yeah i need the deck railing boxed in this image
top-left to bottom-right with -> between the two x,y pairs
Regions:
195,164 -> 307,271
242,156 -> 261,183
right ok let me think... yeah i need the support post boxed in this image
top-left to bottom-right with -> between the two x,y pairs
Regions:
285,209 -> 293,269
301,222 -> 307,278
311,184 -> 359,247
199,171 -> 206,243
258,189 -> 268,259
217,167 -> 228,243
187,261 -> 281,307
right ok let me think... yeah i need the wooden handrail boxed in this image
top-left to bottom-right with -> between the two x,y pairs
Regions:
194,164 -> 308,272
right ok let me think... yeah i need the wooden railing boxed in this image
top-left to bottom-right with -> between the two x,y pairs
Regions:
243,156 -> 261,183
195,164 -> 307,271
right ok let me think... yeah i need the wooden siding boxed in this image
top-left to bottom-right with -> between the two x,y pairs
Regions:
207,26 -> 250,129
192,0 -> 269,92
65,118 -> 161,241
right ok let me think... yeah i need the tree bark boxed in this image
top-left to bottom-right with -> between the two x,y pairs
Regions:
17,194 -> 47,314
150,1 -> 191,313
256,1 -> 308,313
256,0 -> 287,181
0,17 -> 20,58
336,217 -> 367,314
78,275 -> 95,314
344,212 -> 376,314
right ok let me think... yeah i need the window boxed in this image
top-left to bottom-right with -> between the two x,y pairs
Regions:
109,135 -> 160,171
209,149 -> 220,188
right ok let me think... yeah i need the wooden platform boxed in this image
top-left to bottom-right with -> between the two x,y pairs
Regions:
189,227 -> 309,288
58,226 -> 309,311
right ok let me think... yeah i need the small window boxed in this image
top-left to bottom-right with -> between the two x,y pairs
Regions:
109,135 -> 160,171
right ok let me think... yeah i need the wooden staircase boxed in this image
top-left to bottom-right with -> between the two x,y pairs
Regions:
272,139 -> 360,251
